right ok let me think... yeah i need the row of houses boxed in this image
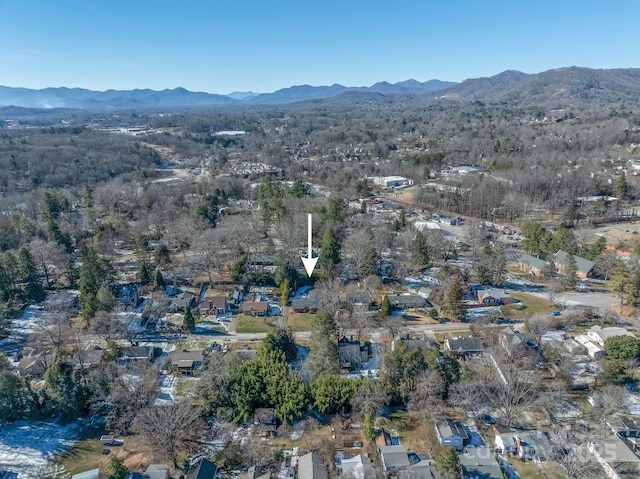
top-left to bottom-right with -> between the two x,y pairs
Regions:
17,345 -> 154,377
518,250 -> 596,278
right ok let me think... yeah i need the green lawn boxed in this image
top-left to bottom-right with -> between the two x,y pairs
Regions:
502,292 -> 553,319
54,424 -> 115,476
286,311 -> 316,331
235,313 -> 277,333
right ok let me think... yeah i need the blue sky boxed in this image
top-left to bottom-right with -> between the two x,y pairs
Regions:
0,0 -> 638,94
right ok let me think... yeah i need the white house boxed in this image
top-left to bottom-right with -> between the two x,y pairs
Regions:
340,455 -> 376,479
373,176 -> 413,187
587,326 -> 635,347
575,335 -> 606,360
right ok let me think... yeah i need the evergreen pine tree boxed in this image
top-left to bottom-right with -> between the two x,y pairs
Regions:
183,306 -> 195,332
380,295 -> 392,319
154,269 -> 166,290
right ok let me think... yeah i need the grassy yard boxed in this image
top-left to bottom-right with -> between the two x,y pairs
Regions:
286,311 -> 316,331
55,425 -> 151,477
57,436 -> 160,478
509,458 -> 566,479
501,292 -> 553,319
381,410 -> 439,453
235,313 -> 277,333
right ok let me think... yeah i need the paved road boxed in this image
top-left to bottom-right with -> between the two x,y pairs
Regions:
211,321 -> 477,344
528,290 -> 618,312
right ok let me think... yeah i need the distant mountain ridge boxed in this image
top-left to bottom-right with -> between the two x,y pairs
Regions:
0,79 -> 456,110
3,67 -> 640,110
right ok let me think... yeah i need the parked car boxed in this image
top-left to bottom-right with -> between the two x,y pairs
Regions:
550,310 -> 561,317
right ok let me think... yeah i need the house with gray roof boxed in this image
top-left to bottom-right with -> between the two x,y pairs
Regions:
167,349 -> 205,375
500,328 -> 539,356
71,347 -> 105,371
444,337 -> 484,358
346,292 -> 376,308
589,435 -> 640,478
553,250 -> 595,278
517,253 -> 547,277
118,345 -> 154,363
168,291 -> 197,312
144,465 -> 170,479
291,292 -> 319,313
387,295 -> 428,309
298,452 -> 329,479
379,445 -> 411,473
186,458 -> 217,479
494,427 -> 549,461
435,419 -> 469,451
473,286 -> 515,306
459,447 -> 502,479
340,454 -> 376,479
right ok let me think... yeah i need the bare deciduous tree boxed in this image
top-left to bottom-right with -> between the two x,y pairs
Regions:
133,400 -> 206,467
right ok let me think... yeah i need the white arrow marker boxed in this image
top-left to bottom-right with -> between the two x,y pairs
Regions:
301,213 -> 318,277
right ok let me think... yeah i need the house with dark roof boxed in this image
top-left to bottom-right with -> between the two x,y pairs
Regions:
242,301 -> 270,317
387,295 -> 428,309
444,337 -> 484,358
118,345 -> 154,363
201,296 -> 227,316
397,454 -> 438,479
500,328 -> 539,356
346,292 -> 376,309
397,336 -> 440,351
517,253 -> 547,277
291,294 -> 319,314
167,349 -> 205,375
254,407 -> 277,436
472,286 -> 515,306
379,445 -> 411,474
71,347 -> 105,371
459,447 -> 502,479
18,352 -> 55,377
168,291 -> 197,313
553,250 -> 595,278
186,458 -> 217,479
298,452 -> 329,479
435,419 -> 469,451
238,466 -> 271,479
338,336 -> 368,369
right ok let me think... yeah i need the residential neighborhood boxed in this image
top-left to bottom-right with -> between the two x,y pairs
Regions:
5,62 -> 640,479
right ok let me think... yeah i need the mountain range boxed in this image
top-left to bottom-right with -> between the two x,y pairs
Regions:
2,67 -> 640,111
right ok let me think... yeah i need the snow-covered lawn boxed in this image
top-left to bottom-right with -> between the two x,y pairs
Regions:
0,306 -> 46,355
0,421 -> 80,478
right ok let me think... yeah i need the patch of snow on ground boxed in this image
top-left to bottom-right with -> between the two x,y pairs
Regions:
290,422 -> 305,441
627,394 -> 640,417
116,310 -> 146,334
0,421 -> 80,478
292,286 -> 313,297
0,306 -> 45,351
552,402 -> 583,420
541,330 -> 565,342
155,373 -> 177,405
